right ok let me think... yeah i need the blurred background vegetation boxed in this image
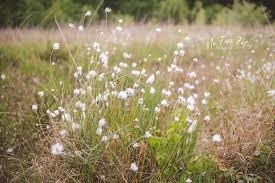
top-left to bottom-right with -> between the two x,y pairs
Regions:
0,0 -> 274,27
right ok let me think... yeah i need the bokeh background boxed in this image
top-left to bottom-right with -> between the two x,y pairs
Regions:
0,0 -> 274,27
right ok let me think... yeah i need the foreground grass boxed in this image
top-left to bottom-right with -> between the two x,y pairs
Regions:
0,25 -> 274,182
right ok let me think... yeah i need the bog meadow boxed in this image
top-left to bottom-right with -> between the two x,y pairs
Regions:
0,0 -> 274,182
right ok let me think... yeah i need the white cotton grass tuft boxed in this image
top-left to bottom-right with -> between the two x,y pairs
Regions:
32,104 -> 38,112
72,122 -> 80,131
187,95 -> 195,111
118,91 -> 128,100
204,115 -> 211,122
187,120 -> 197,133
52,42 -> 60,50
155,28 -> 161,32
1,74 -> 6,80
38,91 -> 44,97
132,142 -> 139,148
105,7 -> 112,13
144,131 -> 152,138
186,178 -> 192,183
267,89 -> 275,98
78,25 -> 84,31
51,142 -> 64,155
118,18 -> 123,24
59,129 -> 67,138
98,118 -> 107,127
69,23 -> 75,28
130,162 -> 138,172
84,10 -> 92,16
146,74 -> 155,84
212,134 -> 222,142
6,147 -> 14,154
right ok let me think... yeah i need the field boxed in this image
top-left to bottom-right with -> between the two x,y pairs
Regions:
0,24 -> 275,182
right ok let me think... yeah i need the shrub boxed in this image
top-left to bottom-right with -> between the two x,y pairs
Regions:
153,0 -> 189,24
214,0 -> 269,26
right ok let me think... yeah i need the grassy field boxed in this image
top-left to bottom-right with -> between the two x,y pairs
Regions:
0,24 -> 274,182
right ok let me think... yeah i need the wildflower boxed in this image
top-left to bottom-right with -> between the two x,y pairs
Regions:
32,104 -> 38,112
177,96 -> 186,104
138,98 -> 144,105
133,142 -> 139,148
105,7 -> 112,13
117,91 -> 128,100
126,88 -> 135,96
113,66 -> 122,74
99,52 -> 109,68
187,71 -> 197,78
267,89 -> 275,97
178,87 -> 184,94
112,134 -> 119,140
96,127 -> 103,135
212,134 -> 222,142
59,129 -> 67,137
162,89 -> 171,97
187,96 -> 195,111
38,91 -> 44,97
201,99 -> 207,105
98,118 -> 107,127
118,19 -> 123,24
144,131 -> 152,138
1,74 -> 6,80
130,162 -> 138,172
131,70 -> 140,76
86,70 -> 97,80
161,99 -> 169,107
179,50 -> 185,56
150,87 -> 155,94
62,113 -> 72,122
213,79 -> 219,83
133,83 -> 139,89
115,26 -> 122,32
204,115 -> 211,122
184,83 -> 195,90
186,178 -> 192,183
53,42 -> 60,50
72,122 -> 80,131
51,142 -> 64,155
155,28 -> 161,32
204,92 -> 210,97
6,148 -> 13,154
75,101 -> 86,111
78,25 -> 84,31
132,63 -> 137,67
146,74 -> 155,84
187,120 -> 197,133
155,106 -> 161,113
123,52 -> 132,59
100,175 -> 106,181
98,73 -> 105,81
84,10 -> 92,16
101,136 -> 109,143
69,23 -> 75,28
186,117 -> 193,123
177,42 -> 184,49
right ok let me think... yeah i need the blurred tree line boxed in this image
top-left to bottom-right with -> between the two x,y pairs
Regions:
0,0 -> 273,27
